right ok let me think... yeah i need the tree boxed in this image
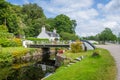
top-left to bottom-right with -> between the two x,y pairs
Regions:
46,14 -> 77,39
0,24 -> 13,39
0,0 -> 9,25
117,32 -> 120,44
60,32 -> 79,40
22,3 -> 46,37
22,3 -> 45,19
0,1 -> 25,37
46,18 -> 55,31
0,2 -> 78,38
98,28 -> 117,44
54,14 -> 76,34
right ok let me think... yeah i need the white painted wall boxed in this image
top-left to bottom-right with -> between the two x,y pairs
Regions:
37,27 -> 60,41
22,40 -> 33,48
37,27 -> 50,39
37,31 -> 50,39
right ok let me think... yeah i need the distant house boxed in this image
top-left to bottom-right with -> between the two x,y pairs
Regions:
37,26 -> 60,41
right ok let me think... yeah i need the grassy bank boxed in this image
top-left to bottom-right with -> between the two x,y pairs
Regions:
45,48 -> 117,80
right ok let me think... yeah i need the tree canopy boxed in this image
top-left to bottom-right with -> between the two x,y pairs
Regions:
46,14 -> 77,40
54,14 -> 76,34
60,32 -> 79,40
98,28 -> 117,42
0,1 -> 78,40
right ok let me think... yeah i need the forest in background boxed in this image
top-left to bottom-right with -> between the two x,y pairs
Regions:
0,0 -> 79,40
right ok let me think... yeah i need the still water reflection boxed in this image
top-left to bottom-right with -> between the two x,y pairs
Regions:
0,62 -> 55,80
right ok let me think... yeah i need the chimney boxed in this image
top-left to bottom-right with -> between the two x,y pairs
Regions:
53,29 -> 56,33
42,26 -> 46,32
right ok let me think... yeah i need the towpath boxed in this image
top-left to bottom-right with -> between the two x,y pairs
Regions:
96,44 -> 120,80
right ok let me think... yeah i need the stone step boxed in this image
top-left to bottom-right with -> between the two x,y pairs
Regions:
74,57 -> 81,61
69,62 -> 74,65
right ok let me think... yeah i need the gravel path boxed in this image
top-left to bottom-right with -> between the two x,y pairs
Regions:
96,44 -> 120,80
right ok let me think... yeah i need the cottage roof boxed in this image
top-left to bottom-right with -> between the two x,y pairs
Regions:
46,31 -> 59,37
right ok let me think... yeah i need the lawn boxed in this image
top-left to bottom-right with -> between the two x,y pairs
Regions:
45,48 -> 117,80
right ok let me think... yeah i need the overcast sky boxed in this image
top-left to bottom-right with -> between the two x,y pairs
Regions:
7,0 -> 120,37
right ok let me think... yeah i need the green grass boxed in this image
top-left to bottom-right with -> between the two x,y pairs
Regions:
64,51 -> 86,60
45,48 -> 117,80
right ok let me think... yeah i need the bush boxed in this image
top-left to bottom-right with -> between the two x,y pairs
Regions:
27,37 -> 49,44
0,38 -> 22,47
70,40 -> 83,53
0,52 -> 13,67
92,52 -> 100,57
27,37 -> 49,41
12,38 -> 22,46
12,49 -> 29,58
0,39 -> 16,47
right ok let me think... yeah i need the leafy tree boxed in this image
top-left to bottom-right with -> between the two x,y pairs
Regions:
22,3 -> 45,19
53,14 -> 76,34
117,32 -> 120,44
0,1 -> 25,37
0,1 -> 78,39
0,25 -> 13,39
60,32 -> 79,40
71,20 -> 77,33
46,14 -> 77,39
83,36 -> 96,40
46,18 -> 55,31
0,24 -> 8,32
22,3 -> 46,37
98,28 -> 117,44
0,0 -> 9,25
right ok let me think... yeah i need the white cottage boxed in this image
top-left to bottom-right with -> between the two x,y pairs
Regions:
37,26 -> 60,41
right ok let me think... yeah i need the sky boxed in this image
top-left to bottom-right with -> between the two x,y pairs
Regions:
7,0 -> 120,37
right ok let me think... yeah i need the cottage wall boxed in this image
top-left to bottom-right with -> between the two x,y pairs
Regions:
37,27 -> 60,41
37,31 -> 50,39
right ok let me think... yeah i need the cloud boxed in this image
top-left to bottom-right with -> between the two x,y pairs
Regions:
103,0 -> 120,14
33,0 -> 120,37
7,0 -> 120,37
36,0 -> 94,15
23,0 -> 29,4
102,0 -> 120,35
103,21 -> 118,29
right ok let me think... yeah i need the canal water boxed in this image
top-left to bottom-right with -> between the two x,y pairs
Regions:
0,48 -> 66,80
0,60 -> 56,80
0,51 -> 56,80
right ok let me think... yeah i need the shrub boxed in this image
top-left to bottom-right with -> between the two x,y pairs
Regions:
70,40 -> 83,53
0,52 -> 13,67
12,49 -> 29,58
0,39 -> 16,47
0,38 -> 22,47
12,38 -> 22,46
92,49 -> 100,57
27,37 -> 49,41
27,37 -> 49,44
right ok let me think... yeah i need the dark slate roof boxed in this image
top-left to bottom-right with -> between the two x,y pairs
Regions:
46,31 -> 59,37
